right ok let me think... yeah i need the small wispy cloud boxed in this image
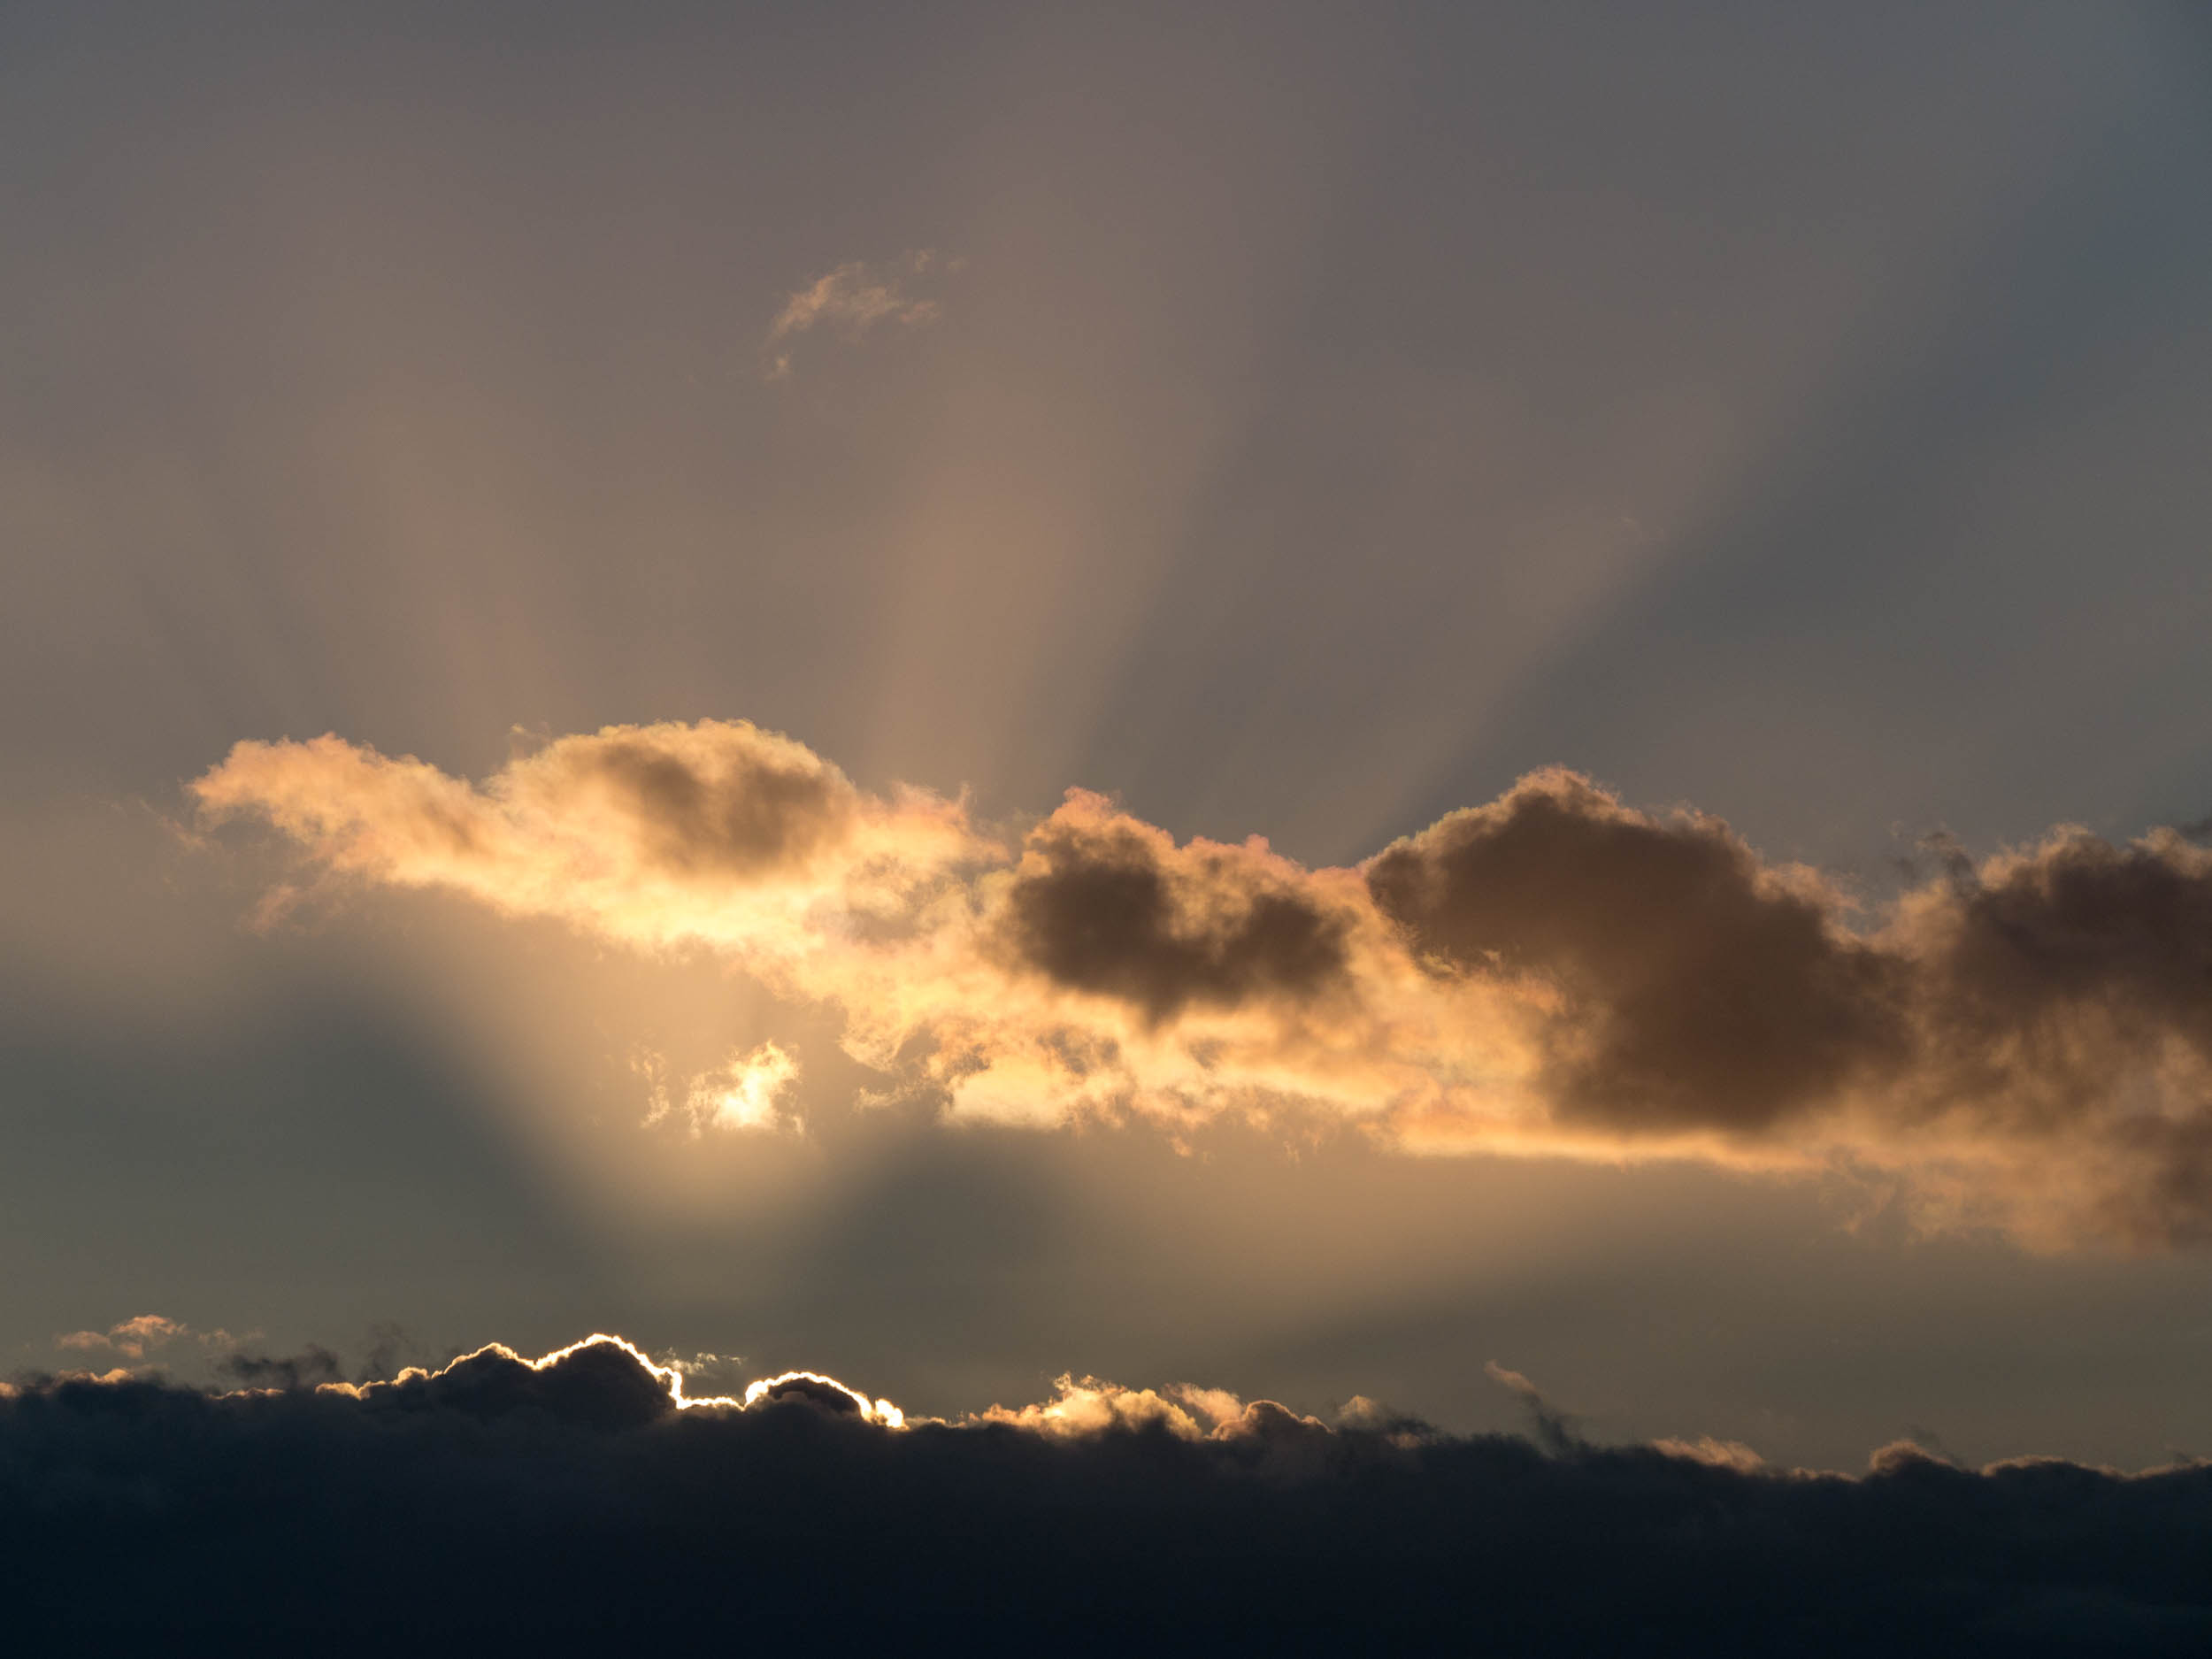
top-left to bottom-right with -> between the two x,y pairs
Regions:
655,1349 -> 745,1380
1482,1360 -> 1540,1401
762,250 -> 958,380
1486,1360 -> 1579,1455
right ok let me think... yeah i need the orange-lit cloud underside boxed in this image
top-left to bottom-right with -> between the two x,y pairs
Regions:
194,720 -> 2212,1247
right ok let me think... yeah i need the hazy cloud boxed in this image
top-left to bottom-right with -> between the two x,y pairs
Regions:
762,250 -> 956,380
1482,1358 -> 1540,1399
54,1314 -> 239,1363
1483,1358 -> 1579,1455
56,1313 -> 188,1360
219,1345 -> 344,1391
196,722 -> 2212,1246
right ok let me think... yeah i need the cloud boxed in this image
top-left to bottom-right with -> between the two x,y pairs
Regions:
1484,1359 -> 1580,1455
194,721 -> 2212,1246
1370,770 -> 1911,1133
974,1373 -> 1273,1442
6,1333 -> 2212,1648
651,1349 -> 749,1417
219,1345 -> 344,1391
192,720 -> 987,959
56,1313 -> 188,1360
644,1041 -> 804,1135
998,794 -> 1356,1024
1651,1434 -> 1768,1472
762,250 -> 956,380
53,1313 -> 239,1363
1481,1358 -> 1540,1399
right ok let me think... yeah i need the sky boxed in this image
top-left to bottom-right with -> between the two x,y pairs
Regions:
7,0 -> 2212,1504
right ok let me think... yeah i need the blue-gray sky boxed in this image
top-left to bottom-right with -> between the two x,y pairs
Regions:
5,0 -> 2212,1471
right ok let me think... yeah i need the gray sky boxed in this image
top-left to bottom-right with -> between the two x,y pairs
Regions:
5,0 -> 2211,1471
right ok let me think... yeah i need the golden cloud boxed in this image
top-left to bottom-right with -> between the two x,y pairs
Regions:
194,721 -> 2212,1247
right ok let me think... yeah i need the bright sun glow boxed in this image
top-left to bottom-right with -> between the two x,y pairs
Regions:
645,1041 -> 803,1136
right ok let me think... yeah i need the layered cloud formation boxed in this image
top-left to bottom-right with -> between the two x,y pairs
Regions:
194,721 -> 2212,1245
7,1333 -> 2211,1649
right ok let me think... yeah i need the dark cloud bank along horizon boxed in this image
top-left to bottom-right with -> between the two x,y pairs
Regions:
12,1333 -> 2212,1651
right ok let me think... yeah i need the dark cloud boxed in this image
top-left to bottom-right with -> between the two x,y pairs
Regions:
1003,806 -> 1353,1023
1364,772 -> 2212,1240
376,1340 -> 679,1432
217,1345 -> 344,1391
1901,828 -> 2212,1243
6,1337 -> 2212,1651
1922,831 -> 2212,1108
568,728 -> 856,879
357,1321 -> 419,1386
751,1372 -> 868,1417
1368,770 -> 1909,1133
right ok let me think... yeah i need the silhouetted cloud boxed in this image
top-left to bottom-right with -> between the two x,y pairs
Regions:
6,1333 -> 2210,1650
218,1345 -> 345,1391
195,723 -> 2212,1245
1483,1356 -> 1583,1455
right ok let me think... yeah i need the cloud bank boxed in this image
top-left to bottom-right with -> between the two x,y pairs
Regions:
7,1333 -> 2210,1649
194,720 -> 2212,1245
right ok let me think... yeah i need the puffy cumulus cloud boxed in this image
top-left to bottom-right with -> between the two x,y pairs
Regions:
1369,770 -> 1911,1135
192,720 -> 987,961
6,1334 -> 2212,1650
761,250 -> 957,380
195,724 -> 2212,1246
998,796 -> 1356,1023
1376,782 -> 2212,1248
1884,827 -> 2212,1246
